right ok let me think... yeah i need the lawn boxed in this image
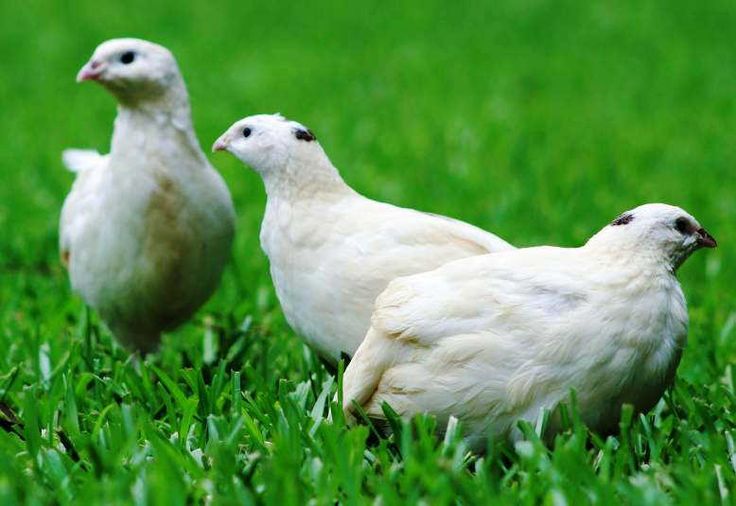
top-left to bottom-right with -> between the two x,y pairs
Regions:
0,0 -> 735,503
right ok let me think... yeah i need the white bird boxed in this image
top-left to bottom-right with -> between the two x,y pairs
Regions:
60,38 -> 235,352
213,114 -> 512,362
342,204 -> 716,449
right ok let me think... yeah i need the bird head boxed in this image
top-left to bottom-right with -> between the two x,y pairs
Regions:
76,38 -> 183,105
213,114 -> 327,175
587,203 -> 716,271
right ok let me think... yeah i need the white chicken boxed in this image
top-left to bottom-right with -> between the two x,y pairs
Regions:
60,38 -> 235,352
213,114 -> 512,362
343,204 -> 716,449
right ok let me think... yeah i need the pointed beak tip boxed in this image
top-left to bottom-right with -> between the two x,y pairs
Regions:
697,228 -> 717,249
212,138 -> 228,153
76,61 -> 105,83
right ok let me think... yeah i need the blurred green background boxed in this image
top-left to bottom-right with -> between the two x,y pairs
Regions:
0,0 -> 734,503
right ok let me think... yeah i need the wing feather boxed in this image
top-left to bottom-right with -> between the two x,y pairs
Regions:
371,247 -> 589,347
343,247 -> 592,422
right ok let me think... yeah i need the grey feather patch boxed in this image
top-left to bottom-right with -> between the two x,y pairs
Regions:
611,213 -> 634,226
294,128 -> 317,142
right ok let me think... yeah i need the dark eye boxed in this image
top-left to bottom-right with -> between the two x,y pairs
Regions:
120,51 -> 135,64
242,127 -> 252,138
674,217 -> 690,234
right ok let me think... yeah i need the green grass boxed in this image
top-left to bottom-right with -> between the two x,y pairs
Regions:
0,0 -> 735,503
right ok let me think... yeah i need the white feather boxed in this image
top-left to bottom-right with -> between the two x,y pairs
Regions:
62,149 -> 108,173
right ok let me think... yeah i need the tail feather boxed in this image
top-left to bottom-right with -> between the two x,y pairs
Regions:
342,327 -> 396,424
62,149 -> 107,173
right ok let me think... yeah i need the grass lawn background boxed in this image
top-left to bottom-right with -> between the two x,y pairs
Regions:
0,0 -> 734,503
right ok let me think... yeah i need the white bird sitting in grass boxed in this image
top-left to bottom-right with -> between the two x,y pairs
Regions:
60,38 -> 235,353
213,114 -> 512,362
342,204 -> 716,449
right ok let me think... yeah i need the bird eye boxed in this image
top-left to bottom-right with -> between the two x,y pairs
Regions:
242,127 -> 252,138
674,217 -> 690,234
120,51 -> 135,64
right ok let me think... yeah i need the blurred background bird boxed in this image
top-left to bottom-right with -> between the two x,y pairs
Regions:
60,38 -> 235,353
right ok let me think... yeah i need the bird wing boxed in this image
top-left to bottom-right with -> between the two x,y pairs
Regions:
59,149 -> 109,268
336,199 -> 514,278
417,209 -> 514,253
288,197 -> 514,360
373,246 -> 588,344
343,246 -> 592,419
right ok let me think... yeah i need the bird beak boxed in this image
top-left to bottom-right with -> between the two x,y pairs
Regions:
76,60 -> 106,82
696,227 -> 717,248
212,134 -> 229,153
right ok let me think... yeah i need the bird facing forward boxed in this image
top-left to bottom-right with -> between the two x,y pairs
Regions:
60,38 -> 235,352
213,114 -> 513,362
342,204 -> 716,449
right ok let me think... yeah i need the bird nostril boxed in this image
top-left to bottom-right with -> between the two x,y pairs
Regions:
90,60 -> 102,69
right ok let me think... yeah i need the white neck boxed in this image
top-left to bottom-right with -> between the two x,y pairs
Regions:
260,152 -> 354,202
584,232 -> 677,276
109,78 -> 205,166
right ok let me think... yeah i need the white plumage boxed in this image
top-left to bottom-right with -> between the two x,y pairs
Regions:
60,38 -> 235,352
342,204 -> 716,449
213,114 -> 512,362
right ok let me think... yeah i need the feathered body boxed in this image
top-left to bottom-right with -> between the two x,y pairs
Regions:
343,204 -> 715,448
60,39 -> 235,351
214,114 -> 512,361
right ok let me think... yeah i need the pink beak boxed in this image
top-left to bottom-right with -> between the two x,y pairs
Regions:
212,135 -> 229,153
76,60 -> 106,82
696,227 -> 717,248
